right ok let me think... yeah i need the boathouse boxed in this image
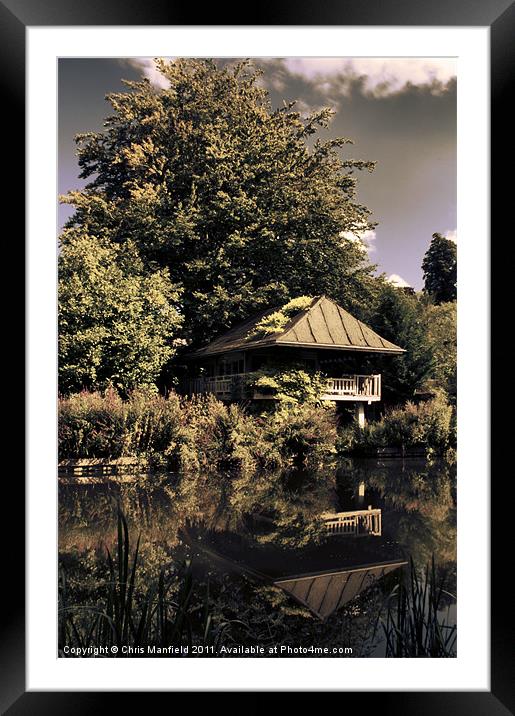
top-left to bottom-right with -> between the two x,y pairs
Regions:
181,295 -> 404,424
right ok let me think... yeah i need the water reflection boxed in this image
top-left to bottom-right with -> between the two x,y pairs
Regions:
336,457 -> 456,572
59,456 -> 456,649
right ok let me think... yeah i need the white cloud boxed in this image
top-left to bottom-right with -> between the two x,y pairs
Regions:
340,229 -> 377,254
122,58 -> 171,89
122,57 -> 457,98
387,274 -> 412,288
443,229 -> 457,243
269,58 -> 456,98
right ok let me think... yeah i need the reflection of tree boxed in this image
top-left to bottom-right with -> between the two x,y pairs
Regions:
249,470 -> 338,548
59,455 -> 457,655
59,479 -> 182,553
59,466 -> 338,553
336,457 -> 456,569
385,510 -> 456,567
172,464 -> 338,547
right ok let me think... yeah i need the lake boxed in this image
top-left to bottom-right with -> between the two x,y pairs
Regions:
58,456 -> 456,657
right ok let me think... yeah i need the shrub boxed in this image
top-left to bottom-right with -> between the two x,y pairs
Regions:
58,388 -> 186,465
246,366 -> 328,405
60,388 -> 338,474
264,403 -> 338,469
177,394 -> 267,476
339,389 -> 454,455
58,388 -> 128,459
124,389 -> 188,469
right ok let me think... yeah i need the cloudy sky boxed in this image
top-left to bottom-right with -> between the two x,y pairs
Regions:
58,57 -> 456,289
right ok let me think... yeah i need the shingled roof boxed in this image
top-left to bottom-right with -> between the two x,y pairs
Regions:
275,559 -> 408,620
189,296 -> 405,357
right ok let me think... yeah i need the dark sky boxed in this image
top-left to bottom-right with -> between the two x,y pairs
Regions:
58,57 -> 456,289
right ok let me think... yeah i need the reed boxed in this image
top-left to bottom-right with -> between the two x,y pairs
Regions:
377,556 -> 456,657
58,504 -> 243,655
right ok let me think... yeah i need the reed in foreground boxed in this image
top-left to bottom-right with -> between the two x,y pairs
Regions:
377,556 -> 456,657
58,505 -> 244,655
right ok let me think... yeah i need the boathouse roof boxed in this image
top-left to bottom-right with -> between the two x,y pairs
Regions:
275,560 -> 408,620
189,295 -> 405,357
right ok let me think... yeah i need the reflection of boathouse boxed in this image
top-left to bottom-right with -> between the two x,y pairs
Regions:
274,560 -> 407,620
184,524 -> 406,622
181,295 -> 405,425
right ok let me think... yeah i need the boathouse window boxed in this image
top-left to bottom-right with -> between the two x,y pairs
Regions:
218,357 -> 244,376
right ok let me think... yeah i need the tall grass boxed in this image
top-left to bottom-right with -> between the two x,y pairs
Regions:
377,556 -> 456,657
58,504 -> 244,655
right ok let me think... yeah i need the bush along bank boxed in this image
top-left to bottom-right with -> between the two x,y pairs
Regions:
337,389 -> 456,457
58,386 -> 456,475
58,388 -> 339,476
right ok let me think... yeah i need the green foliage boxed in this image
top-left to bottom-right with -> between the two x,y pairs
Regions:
370,284 -> 434,403
58,389 -> 338,475
422,301 -> 457,403
264,403 -> 338,470
59,232 -> 183,394
249,296 -> 313,338
422,233 -> 457,304
339,389 -> 454,455
58,388 -> 186,465
59,388 -> 128,459
175,394 -> 271,478
61,59 -> 378,348
246,365 -> 328,405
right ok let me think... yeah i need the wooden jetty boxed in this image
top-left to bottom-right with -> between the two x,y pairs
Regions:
58,457 -> 147,483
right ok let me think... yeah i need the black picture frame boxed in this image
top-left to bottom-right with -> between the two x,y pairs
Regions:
5,0 -> 512,711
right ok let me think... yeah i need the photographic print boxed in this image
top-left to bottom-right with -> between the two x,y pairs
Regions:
57,56 -> 457,659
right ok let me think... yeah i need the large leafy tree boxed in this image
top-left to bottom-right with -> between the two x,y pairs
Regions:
61,59 -> 378,347
423,301 -> 457,403
422,233 -> 457,304
58,231 -> 183,394
371,285 -> 435,404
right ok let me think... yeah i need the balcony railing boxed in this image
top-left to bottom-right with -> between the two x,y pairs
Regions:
321,374 -> 381,402
321,507 -> 382,537
185,372 -> 381,402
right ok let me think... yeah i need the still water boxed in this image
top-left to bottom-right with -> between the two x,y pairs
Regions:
59,457 -> 456,657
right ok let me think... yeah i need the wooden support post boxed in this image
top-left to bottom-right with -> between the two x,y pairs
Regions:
355,403 -> 366,428
357,481 -> 365,506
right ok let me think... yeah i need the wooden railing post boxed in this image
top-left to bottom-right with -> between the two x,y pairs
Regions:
322,508 -> 382,537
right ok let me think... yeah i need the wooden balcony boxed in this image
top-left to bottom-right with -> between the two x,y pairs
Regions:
321,507 -> 382,537
321,374 -> 381,402
185,373 -> 381,402
187,375 -> 237,400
